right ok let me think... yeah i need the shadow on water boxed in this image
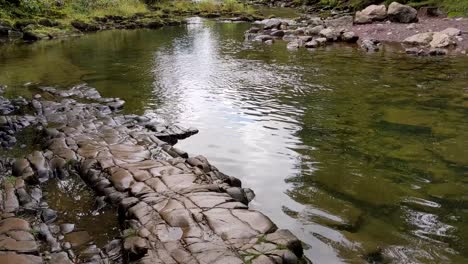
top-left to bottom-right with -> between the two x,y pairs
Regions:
1,18 -> 468,263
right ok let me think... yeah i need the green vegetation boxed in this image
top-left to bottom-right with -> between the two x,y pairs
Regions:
122,228 -> 138,238
3,176 -> 17,185
151,0 -> 257,17
0,0 -> 148,21
0,0 -> 257,22
0,0 -> 259,41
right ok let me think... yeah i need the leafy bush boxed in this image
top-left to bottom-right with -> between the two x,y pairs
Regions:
198,0 -> 219,13
0,0 -> 148,19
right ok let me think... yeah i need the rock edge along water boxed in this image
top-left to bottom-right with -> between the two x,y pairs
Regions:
0,84 -> 305,264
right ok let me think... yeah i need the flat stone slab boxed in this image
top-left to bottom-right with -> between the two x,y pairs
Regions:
2,84 -> 305,263
0,252 -> 42,264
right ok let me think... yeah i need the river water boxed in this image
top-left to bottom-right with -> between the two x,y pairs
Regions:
1,18 -> 467,263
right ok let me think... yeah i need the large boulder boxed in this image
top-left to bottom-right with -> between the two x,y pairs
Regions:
341,31 -> 359,43
355,5 -> 387,24
320,28 -> 340,41
0,20 -> 12,36
22,31 -> 48,42
324,16 -> 353,31
440,27 -> 461,37
261,18 -> 289,30
71,20 -> 100,32
361,39 -> 381,52
430,32 -> 456,48
403,32 -> 434,46
304,40 -> 319,48
307,17 -> 323,27
388,2 -> 418,23
270,30 -> 285,37
305,25 -> 324,36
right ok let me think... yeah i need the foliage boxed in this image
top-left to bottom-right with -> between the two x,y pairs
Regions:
0,0 -> 149,20
152,0 -> 256,15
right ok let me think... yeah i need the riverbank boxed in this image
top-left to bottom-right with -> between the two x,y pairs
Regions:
0,0 -> 263,43
245,2 -> 467,56
0,83 -> 306,264
353,16 -> 468,52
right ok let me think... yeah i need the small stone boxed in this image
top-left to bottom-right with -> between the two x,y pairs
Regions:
41,208 -> 57,223
60,223 -> 75,234
63,241 -> 71,249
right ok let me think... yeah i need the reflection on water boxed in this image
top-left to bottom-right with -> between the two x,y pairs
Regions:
44,175 -> 120,248
1,18 -> 468,263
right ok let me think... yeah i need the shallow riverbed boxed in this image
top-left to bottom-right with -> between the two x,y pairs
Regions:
1,18 -> 467,263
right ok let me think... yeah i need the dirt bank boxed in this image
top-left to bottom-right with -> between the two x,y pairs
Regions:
353,17 -> 468,51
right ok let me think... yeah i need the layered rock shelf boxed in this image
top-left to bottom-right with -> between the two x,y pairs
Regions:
0,84 -> 305,263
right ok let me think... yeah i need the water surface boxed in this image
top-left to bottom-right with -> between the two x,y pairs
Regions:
1,18 -> 467,263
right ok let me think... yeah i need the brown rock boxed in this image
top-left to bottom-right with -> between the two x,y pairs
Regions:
0,236 -> 38,253
6,230 -> 34,241
3,183 -> 19,213
0,252 -> 42,264
110,168 -> 135,191
0,218 -> 31,233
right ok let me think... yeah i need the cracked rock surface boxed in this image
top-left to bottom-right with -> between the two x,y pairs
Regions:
0,84 -> 305,263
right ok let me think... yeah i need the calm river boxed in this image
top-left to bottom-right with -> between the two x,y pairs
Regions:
1,18 -> 467,263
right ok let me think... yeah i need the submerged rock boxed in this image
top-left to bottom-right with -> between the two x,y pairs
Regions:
41,208 -> 57,223
65,231 -> 92,248
361,39 -> 381,52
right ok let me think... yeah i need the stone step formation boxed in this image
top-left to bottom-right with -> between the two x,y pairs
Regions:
0,84 -> 305,264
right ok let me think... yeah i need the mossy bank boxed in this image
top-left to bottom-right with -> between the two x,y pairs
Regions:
0,0 -> 263,43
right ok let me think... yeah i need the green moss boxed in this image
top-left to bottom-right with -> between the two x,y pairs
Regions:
122,228 -> 138,238
3,176 -> 17,185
